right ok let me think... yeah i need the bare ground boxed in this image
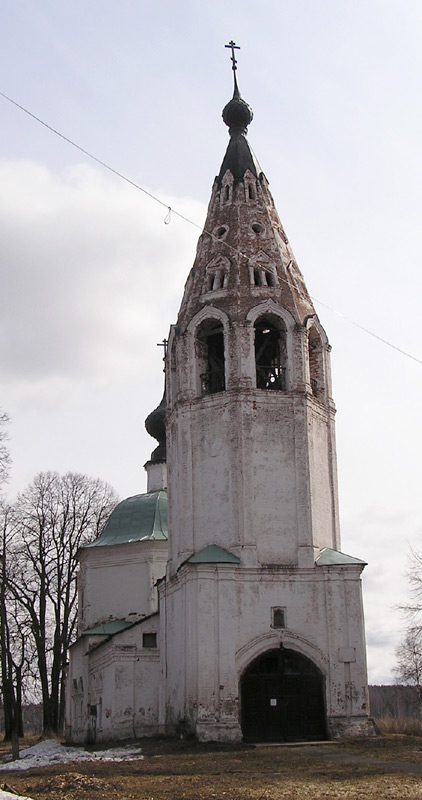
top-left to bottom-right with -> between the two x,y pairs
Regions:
3,735 -> 422,800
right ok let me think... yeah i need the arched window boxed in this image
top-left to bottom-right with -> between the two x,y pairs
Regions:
197,321 -> 226,396
248,253 -> 278,288
248,183 -> 256,200
206,269 -> 228,292
203,255 -> 230,295
254,317 -> 287,390
308,327 -> 324,398
252,268 -> 276,287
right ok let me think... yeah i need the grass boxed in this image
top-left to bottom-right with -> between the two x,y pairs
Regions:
375,716 -> 422,736
2,732 -> 422,800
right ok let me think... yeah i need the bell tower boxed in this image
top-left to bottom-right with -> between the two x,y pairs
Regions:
159,48 -> 373,742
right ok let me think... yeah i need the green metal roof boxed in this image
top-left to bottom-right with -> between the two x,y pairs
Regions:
87,490 -> 168,547
81,619 -> 132,636
188,544 -> 240,564
315,547 -> 366,567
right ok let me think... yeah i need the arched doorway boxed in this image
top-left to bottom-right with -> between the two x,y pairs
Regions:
241,647 -> 326,742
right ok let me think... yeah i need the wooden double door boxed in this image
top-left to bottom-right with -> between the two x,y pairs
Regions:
241,647 -> 326,742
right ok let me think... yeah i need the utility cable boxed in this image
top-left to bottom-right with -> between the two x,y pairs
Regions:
0,91 -> 202,231
2,89 -> 421,367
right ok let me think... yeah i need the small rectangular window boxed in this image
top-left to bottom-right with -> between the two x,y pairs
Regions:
143,632 -> 157,649
272,607 -> 286,629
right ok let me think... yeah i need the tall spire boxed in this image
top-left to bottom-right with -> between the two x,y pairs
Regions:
176,46 -> 315,330
218,42 -> 256,183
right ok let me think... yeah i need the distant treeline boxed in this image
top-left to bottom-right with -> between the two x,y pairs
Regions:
369,685 -> 420,719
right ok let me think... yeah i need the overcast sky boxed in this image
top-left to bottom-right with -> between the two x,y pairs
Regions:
1,0 -> 422,685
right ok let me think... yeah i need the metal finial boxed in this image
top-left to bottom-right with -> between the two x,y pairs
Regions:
225,40 -> 240,72
157,338 -> 168,373
157,338 -> 168,357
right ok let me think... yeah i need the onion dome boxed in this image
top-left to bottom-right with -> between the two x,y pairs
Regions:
222,73 -> 253,135
145,391 -> 166,463
217,72 -> 260,185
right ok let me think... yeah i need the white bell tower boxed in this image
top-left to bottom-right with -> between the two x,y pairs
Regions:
159,50 -> 373,742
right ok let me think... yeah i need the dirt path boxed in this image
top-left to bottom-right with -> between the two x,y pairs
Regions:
5,736 -> 422,800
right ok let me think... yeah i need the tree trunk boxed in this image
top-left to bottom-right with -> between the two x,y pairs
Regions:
11,729 -> 19,761
58,660 -> 67,733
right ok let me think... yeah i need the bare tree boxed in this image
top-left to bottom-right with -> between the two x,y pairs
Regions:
0,410 -> 11,490
395,627 -> 422,713
0,412 -> 20,753
7,472 -> 118,735
0,503 -> 21,755
395,542 -> 422,714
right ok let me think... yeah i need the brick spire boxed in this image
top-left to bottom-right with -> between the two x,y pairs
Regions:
176,83 -> 315,330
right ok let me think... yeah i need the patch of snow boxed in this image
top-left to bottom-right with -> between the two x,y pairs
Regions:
0,792 -> 34,800
0,738 -> 144,773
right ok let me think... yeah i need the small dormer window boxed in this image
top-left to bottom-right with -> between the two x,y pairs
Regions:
207,271 -> 227,291
252,268 -> 277,288
219,171 -> 234,206
203,255 -> 230,295
249,253 -> 278,288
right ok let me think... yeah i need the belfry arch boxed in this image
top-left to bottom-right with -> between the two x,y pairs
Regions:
240,647 -> 326,742
196,319 -> 226,396
254,315 -> 287,390
187,306 -> 230,399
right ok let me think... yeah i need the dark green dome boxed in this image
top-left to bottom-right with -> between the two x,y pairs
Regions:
87,490 -> 168,547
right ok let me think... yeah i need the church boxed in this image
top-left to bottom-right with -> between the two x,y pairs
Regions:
66,54 -> 374,744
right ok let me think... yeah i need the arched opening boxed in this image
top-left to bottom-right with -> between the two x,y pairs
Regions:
197,321 -> 225,396
308,327 -> 324,398
251,267 -> 277,287
254,317 -> 287,390
241,647 -> 326,742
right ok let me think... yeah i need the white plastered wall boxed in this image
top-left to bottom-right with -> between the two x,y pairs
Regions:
160,562 -> 370,741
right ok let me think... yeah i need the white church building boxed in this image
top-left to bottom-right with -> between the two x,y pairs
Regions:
66,62 -> 374,744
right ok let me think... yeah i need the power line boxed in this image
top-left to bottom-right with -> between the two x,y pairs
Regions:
0,91 -> 202,231
310,297 -> 422,365
2,89 -> 422,367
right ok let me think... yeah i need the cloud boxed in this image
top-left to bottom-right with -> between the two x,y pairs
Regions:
0,160 -> 204,389
0,159 -> 205,505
